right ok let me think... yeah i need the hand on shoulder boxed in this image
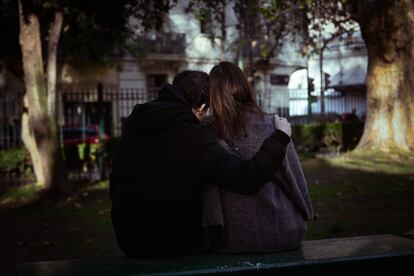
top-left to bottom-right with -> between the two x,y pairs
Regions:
273,114 -> 292,137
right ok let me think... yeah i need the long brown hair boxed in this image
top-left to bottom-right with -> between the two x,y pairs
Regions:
209,61 -> 263,142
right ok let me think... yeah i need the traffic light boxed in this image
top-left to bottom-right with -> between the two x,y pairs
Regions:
308,78 -> 315,92
324,73 -> 331,88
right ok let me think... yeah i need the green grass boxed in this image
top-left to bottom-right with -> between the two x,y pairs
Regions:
0,184 -> 41,206
1,151 -> 414,275
0,180 -> 118,276
308,185 -> 338,201
303,150 -> 414,240
329,149 -> 414,174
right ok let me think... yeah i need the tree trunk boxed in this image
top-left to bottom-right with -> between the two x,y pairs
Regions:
319,48 -> 325,115
18,0 -> 66,190
47,11 -> 63,119
355,0 -> 414,151
219,0 -> 226,61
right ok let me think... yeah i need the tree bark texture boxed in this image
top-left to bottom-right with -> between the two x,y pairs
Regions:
353,0 -> 414,151
18,0 -> 66,190
47,11 -> 63,119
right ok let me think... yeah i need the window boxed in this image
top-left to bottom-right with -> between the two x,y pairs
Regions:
270,74 -> 290,86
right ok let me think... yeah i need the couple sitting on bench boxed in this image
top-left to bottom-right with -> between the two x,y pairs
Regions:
109,61 -> 313,257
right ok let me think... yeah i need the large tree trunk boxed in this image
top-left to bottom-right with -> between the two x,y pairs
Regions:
354,0 -> 414,151
18,0 -> 66,190
47,11 -> 63,119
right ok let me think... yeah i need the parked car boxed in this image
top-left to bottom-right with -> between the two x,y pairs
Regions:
62,125 -> 109,146
62,125 -> 110,178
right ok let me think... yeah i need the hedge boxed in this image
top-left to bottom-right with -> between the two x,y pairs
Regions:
292,121 -> 365,155
0,147 -> 33,177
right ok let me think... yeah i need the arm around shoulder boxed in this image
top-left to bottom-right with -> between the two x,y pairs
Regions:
195,126 -> 290,194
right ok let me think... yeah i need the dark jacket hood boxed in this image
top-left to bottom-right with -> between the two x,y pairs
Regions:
123,84 -> 198,135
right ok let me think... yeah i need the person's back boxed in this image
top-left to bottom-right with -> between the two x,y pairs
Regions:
204,112 -> 312,253
110,71 -> 292,257
110,84 -> 207,256
203,61 -> 313,253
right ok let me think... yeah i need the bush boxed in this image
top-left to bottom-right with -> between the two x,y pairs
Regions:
292,121 -> 364,155
0,147 -> 33,177
63,143 -> 103,171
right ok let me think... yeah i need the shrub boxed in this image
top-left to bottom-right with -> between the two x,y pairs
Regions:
292,121 -> 364,155
0,147 -> 33,177
63,143 -> 103,171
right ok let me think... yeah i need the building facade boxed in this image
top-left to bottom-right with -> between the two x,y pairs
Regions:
58,0 -> 307,136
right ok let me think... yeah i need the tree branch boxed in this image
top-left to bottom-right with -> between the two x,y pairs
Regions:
46,10 -> 63,119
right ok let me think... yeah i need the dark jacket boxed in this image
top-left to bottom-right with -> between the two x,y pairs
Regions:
109,85 -> 290,257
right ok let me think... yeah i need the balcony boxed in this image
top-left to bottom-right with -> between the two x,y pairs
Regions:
128,33 -> 186,61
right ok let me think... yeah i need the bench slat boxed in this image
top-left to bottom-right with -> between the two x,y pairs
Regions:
16,234 -> 414,275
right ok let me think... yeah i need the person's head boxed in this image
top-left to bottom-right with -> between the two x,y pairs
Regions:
209,61 -> 263,141
173,70 -> 210,121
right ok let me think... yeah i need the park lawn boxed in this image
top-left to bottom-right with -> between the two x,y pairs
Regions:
0,150 -> 414,275
305,150 -> 414,239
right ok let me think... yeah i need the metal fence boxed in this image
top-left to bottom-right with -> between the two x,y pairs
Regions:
258,88 -> 366,125
0,86 -> 367,184
0,91 -> 24,149
61,87 -> 156,137
0,87 -> 367,149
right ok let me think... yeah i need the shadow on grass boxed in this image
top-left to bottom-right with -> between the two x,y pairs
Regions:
1,151 -> 414,275
303,155 -> 414,241
0,180 -> 121,276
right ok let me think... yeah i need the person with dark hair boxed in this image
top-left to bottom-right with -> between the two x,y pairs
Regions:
172,70 -> 210,120
109,70 -> 292,257
203,61 -> 314,253
342,108 -> 359,122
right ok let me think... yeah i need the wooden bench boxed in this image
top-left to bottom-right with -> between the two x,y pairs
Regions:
15,234 -> 414,275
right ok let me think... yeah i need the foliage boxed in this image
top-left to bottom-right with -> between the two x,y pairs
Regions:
0,184 -> 40,206
243,0 -> 308,60
60,0 -> 177,68
0,0 -> 177,73
0,147 -> 33,177
1,0 -> 177,189
185,0 -> 306,68
186,0 -> 228,44
63,143 -> 103,172
303,0 -> 359,54
0,0 -> 21,79
63,137 -> 122,172
292,121 -> 364,155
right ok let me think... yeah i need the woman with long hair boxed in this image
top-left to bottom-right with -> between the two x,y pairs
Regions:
203,61 -> 314,253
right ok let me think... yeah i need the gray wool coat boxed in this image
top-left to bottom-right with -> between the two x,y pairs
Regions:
202,112 -> 314,253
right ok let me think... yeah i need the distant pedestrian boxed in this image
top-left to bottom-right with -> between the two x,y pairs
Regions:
342,108 -> 359,122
